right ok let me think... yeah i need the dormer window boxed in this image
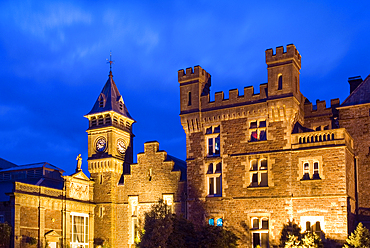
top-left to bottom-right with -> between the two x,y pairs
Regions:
119,101 -> 123,111
98,94 -> 105,108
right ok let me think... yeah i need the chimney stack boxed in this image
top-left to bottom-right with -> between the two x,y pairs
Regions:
348,76 -> 363,94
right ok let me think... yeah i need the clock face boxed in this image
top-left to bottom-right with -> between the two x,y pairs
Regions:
95,137 -> 107,152
117,139 -> 126,154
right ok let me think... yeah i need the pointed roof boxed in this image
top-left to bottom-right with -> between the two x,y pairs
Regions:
342,74 -> 370,107
87,71 -> 133,120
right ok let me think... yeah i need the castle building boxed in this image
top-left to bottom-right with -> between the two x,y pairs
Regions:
0,44 -> 369,248
179,44 -> 369,247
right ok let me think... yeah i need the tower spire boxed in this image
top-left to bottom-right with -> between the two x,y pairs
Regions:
106,51 -> 115,73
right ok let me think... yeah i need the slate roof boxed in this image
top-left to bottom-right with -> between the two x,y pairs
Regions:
342,74 -> 370,107
87,71 -> 133,120
167,155 -> 187,181
0,162 -> 64,173
0,158 -> 17,170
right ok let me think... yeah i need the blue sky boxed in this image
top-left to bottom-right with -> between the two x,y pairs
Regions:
0,0 -> 369,175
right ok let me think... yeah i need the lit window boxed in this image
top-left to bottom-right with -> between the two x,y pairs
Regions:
250,159 -> 268,187
163,194 -> 174,213
207,162 -> 222,197
251,217 -> 269,248
216,218 -> 223,226
208,218 -> 223,226
70,213 -> 89,248
208,218 -> 214,226
249,120 -> 267,142
206,126 -> 221,156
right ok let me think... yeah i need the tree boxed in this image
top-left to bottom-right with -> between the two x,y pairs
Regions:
280,221 -> 302,247
0,222 -> 11,248
137,199 -> 173,248
137,199 -> 239,248
343,222 -> 370,248
283,231 -> 323,248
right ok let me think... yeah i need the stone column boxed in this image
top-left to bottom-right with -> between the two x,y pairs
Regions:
39,206 -> 45,247
65,210 -> 71,246
89,210 -> 95,248
11,203 -> 21,248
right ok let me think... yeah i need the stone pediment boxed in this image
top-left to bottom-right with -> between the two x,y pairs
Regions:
45,230 -> 61,238
69,170 -> 90,181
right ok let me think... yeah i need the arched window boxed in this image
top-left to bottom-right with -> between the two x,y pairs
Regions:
278,75 -> 283,90
188,92 -> 192,106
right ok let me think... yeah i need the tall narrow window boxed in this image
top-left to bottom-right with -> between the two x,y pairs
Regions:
303,163 -> 310,180
207,162 -> 222,197
188,92 -> 192,106
206,126 -> 221,156
313,162 -> 320,179
278,75 -> 283,90
251,217 -> 269,248
70,213 -> 89,248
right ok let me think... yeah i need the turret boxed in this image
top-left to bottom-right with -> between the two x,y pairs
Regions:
265,44 -> 301,99
178,65 -> 211,115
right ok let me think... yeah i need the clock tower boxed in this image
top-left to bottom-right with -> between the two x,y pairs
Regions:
85,70 -> 134,247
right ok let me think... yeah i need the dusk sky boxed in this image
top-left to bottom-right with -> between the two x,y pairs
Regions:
1,1 -> 369,175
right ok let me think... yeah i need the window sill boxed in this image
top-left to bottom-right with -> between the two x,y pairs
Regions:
206,155 -> 220,158
300,178 -> 321,182
247,186 -> 269,190
206,195 -> 222,199
241,140 -> 268,144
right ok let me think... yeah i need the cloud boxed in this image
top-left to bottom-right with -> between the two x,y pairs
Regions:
1,1 -> 92,40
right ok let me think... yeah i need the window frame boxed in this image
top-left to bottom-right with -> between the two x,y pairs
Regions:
250,216 -> 269,248
205,126 -> 221,157
70,212 -> 89,248
207,162 -> 222,197
299,158 -> 322,181
249,120 -> 267,142
249,158 -> 268,187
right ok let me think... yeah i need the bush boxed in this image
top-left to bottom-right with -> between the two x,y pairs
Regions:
343,222 -> 370,248
0,222 -> 11,248
137,199 -> 238,248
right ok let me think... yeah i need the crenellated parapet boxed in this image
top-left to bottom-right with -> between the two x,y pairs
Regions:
200,83 -> 268,110
304,98 -> 340,117
178,65 -> 210,83
265,44 -> 301,69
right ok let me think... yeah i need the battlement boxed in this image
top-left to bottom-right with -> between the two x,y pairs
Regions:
178,65 -> 210,83
200,83 -> 268,109
265,44 -> 301,68
304,98 -> 340,117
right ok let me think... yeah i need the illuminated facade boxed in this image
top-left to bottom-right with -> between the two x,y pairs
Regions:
1,44 -> 370,248
179,44 -> 369,247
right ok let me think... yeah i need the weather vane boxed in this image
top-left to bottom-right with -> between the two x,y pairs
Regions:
106,51 -> 115,72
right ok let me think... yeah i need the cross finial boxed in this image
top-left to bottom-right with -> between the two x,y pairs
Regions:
106,51 -> 115,72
